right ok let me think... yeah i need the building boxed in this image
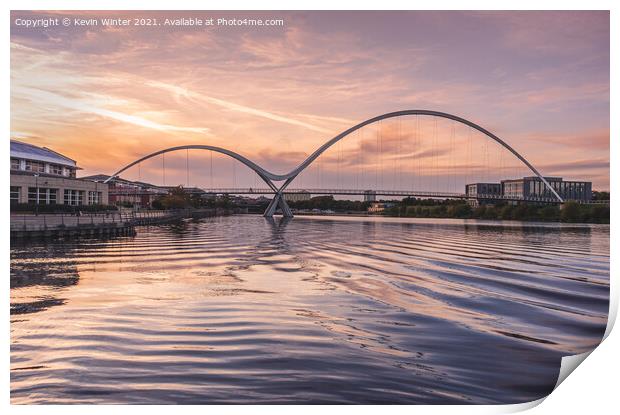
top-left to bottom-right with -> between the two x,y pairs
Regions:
501,176 -> 592,202
10,140 -> 108,206
465,176 -> 592,205
284,191 -> 311,202
465,182 -> 502,206
363,190 -> 377,202
368,202 -> 395,214
81,174 -> 168,208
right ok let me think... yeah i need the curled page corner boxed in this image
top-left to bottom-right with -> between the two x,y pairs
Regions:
505,301 -> 616,412
501,396 -> 547,413
549,292 -> 617,396
555,351 -> 593,389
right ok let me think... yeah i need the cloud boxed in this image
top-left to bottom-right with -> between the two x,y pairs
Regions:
146,80 -> 333,134
9,11 -> 609,190
539,158 -> 609,172
529,130 -> 609,151
13,86 -> 211,135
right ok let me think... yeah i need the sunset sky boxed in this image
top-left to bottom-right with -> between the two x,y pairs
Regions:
10,11 -> 610,190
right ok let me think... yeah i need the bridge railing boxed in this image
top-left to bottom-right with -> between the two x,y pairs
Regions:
198,188 -> 562,203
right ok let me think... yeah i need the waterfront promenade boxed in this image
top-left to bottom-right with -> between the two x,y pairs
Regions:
10,209 -> 226,240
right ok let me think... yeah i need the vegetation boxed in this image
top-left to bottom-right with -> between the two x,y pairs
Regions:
288,195 -> 371,212
592,191 -> 610,201
151,186 -> 233,210
383,198 -> 609,224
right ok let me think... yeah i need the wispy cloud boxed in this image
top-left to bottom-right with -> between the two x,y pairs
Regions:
14,86 -> 211,135
147,80 -> 333,134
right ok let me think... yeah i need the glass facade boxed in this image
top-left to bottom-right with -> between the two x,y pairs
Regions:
25,160 -> 45,173
501,177 -> 591,201
27,187 -> 58,204
50,164 -> 63,175
64,189 -> 84,206
88,191 -> 102,205
11,158 -> 76,177
10,186 -> 20,204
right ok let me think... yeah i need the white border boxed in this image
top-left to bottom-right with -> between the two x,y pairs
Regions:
3,1 -> 617,414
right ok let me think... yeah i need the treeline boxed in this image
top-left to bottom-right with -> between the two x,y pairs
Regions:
592,191 -> 610,200
288,196 -> 371,211
386,199 -> 609,224
151,186 -> 233,209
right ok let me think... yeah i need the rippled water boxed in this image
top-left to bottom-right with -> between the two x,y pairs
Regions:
11,215 -> 609,404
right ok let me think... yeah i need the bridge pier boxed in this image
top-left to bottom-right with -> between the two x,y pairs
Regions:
264,192 -> 293,218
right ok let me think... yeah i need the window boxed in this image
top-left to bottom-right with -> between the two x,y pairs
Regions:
10,186 -> 20,204
25,160 -> 45,173
27,187 -> 57,204
28,160 -> 45,172
64,189 -> 84,206
11,158 -> 21,170
50,164 -> 63,175
62,167 -> 76,178
88,191 -> 102,205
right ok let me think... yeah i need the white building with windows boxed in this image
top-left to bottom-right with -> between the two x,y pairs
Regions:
10,140 -> 108,206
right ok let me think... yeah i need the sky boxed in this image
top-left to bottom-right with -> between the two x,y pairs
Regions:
10,10 -> 610,190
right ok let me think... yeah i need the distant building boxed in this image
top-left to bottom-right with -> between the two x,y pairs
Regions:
284,191 -> 311,202
465,182 -> 502,206
368,202 -> 395,213
82,174 -> 167,208
501,176 -> 592,202
363,190 -> 377,202
10,140 -> 108,206
465,176 -> 592,205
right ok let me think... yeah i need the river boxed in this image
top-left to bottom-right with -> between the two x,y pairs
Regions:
10,215 -> 609,404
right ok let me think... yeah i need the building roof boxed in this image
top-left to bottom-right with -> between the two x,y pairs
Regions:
10,140 -> 77,168
82,175 -> 168,193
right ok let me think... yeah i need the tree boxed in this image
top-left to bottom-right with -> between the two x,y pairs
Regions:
591,205 -> 610,223
448,203 -> 472,218
153,186 -> 192,210
592,191 -> 610,201
540,206 -> 559,221
499,205 -> 513,220
560,201 -> 580,223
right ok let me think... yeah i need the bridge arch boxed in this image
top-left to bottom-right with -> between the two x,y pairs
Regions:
279,110 -> 563,203
103,144 -> 278,192
105,110 -> 563,217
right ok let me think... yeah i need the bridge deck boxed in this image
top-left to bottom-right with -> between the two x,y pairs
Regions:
197,188 -> 561,203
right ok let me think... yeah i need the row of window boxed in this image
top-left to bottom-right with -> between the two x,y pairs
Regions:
528,180 -> 587,197
503,182 -> 524,197
10,186 -> 102,205
11,158 -> 76,178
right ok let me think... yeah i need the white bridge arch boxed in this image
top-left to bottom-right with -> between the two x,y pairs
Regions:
105,110 -> 563,217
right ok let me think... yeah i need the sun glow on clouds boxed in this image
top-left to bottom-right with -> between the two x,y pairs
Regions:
9,11 -> 609,188
14,86 -> 212,135
148,81 -> 333,134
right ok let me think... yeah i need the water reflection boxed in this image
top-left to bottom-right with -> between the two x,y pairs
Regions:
11,241 -> 81,315
10,216 -> 609,404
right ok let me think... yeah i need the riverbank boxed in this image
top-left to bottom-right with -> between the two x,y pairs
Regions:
382,200 -> 610,224
10,208 -> 233,240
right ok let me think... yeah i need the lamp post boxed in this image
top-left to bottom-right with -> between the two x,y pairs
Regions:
34,173 -> 39,216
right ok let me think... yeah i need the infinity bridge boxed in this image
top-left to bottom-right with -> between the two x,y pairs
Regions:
105,110 -> 564,217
